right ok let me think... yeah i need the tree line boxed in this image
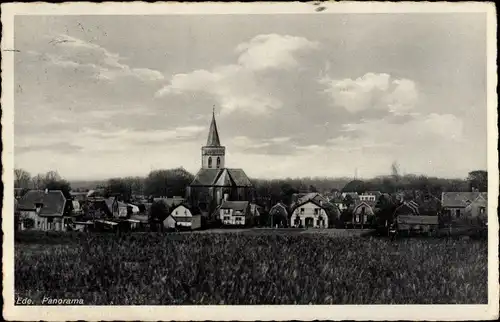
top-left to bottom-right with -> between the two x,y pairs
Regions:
15,167 -> 487,207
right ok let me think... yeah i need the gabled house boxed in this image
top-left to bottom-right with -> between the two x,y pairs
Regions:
394,200 -> 420,217
17,190 -> 69,231
290,199 -> 328,228
441,192 -> 487,219
163,203 -> 202,230
219,200 -> 251,226
269,202 -> 289,228
105,197 -> 130,218
350,201 -> 375,228
464,193 -> 488,222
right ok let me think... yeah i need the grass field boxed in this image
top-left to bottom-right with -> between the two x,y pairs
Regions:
14,231 -> 488,305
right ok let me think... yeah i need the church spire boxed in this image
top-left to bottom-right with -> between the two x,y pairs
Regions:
206,105 -> 221,146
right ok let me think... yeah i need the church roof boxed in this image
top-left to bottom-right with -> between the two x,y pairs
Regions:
190,168 -> 253,187
206,110 -> 221,146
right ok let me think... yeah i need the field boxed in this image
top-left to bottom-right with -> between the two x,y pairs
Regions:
15,231 -> 488,305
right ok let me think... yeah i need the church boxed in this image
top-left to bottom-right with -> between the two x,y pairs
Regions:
186,109 -> 254,213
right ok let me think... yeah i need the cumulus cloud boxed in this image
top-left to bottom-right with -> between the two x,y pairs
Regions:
44,34 -> 164,82
319,72 -> 419,115
236,34 -> 319,71
156,34 -> 319,115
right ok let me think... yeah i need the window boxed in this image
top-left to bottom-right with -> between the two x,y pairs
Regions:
224,216 -> 230,220
456,209 -> 461,218
300,208 -> 304,213
208,157 -> 212,168
314,208 -> 319,215
480,207 -> 486,214
224,209 -> 230,214
216,157 -> 221,168
235,217 -> 242,222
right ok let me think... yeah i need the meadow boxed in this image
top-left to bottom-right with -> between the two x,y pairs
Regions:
14,231 -> 488,305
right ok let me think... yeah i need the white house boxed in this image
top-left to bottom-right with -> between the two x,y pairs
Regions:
163,204 -> 202,230
219,200 -> 250,226
17,190 -> 69,231
290,199 -> 328,228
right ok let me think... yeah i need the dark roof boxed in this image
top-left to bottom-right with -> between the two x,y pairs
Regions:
17,190 -> 67,217
220,200 -> 249,211
441,192 -> 487,208
270,202 -> 289,216
206,110 -> 221,146
190,168 -> 252,187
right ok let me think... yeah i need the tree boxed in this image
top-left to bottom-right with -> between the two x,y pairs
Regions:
467,170 -> 487,192
32,174 -> 45,190
144,167 -> 194,198
149,200 -> 169,231
105,178 -> 133,202
14,168 -> 31,189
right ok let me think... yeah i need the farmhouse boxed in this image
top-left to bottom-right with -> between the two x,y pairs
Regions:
17,190 -> 69,231
187,110 -> 254,213
290,199 -> 328,228
350,201 -> 375,228
269,202 -> 289,227
441,192 -> 487,219
163,204 -> 202,230
394,200 -> 420,216
219,200 -> 251,226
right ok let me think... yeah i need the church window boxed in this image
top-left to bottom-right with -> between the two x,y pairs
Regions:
216,157 -> 221,168
208,157 -> 212,168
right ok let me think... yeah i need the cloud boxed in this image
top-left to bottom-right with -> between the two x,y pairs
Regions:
156,34 -> 319,115
319,72 -> 419,115
235,34 -> 320,71
329,113 -> 464,152
45,34 -> 164,82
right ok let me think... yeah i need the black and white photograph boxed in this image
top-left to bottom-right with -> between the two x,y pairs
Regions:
2,2 -> 498,321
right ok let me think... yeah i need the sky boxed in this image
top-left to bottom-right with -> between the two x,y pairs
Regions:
13,13 -> 488,180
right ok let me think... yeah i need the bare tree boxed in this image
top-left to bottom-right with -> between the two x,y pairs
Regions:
14,168 -> 32,189
32,174 -> 45,190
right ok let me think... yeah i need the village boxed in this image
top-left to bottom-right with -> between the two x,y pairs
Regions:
13,110 -> 489,237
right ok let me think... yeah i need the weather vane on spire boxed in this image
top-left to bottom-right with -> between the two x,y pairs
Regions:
212,105 -> 215,115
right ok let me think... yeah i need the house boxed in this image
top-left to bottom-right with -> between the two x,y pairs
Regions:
350,201 -> 375,228
219,200 -> 251,226
163,204 -> 202,230
394,200 -> 420,217
105,197 -> 130,218
359,191 -> 382,202
441,192 -> 487,219
290,199 -> 328,228
463,193 -> 488,227
330,196 -> 347,212
17,190 -> 69,231
269,202 -> 289,227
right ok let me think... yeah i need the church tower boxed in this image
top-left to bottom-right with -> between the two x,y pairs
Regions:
201,107 -> 225,169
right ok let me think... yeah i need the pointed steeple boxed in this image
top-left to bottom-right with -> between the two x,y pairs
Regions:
206,106 -> 221,146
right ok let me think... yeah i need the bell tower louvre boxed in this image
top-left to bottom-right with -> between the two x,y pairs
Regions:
201,107 -> 225,169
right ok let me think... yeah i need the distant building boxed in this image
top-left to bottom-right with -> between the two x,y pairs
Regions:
393,201 -> 420,217
187,110 -> 254,213
269,202 -> 289,227
218,200 -> 251,226
290,199 -> 328,228
17,190 -> 69,231
163,204 -> 202,230
350,201 -> 375,228
441,192 -> 487,219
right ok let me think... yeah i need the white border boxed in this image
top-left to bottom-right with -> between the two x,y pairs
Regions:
1,2 -> 498,321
